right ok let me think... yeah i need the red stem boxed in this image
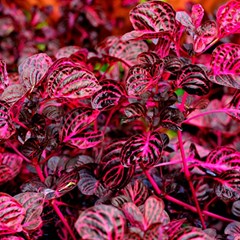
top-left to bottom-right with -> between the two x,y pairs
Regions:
51,200 -> 77,240
177,130 -> 206,229
143,169 -> 234,223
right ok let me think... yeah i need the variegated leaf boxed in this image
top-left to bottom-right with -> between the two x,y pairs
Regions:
75,204 -> 126,240
18,53 -> 52,90
0,60 -> 9,92
0,193 -> 25,233
191,4 -> 204,28
91,80 -> 125,110
14,192 -> 45,231
120,131 -> 169,169
177,64 -> 210,95
217,0 -> 240,38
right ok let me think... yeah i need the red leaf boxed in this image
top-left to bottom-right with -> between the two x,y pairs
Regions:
18,53 -> 52,91
47,60 -> 101,99
191,4 -> 204,28
122,180 -> 148,206
121,131 -> 169,169
14,192 -> 45,231
75,204 -> 126,240
0,153 -> 23,185
210,43 -> 240,89
122,202 -> 145,230
55,46 -> 81,59
0,193 -> 25,233
91,80 -> 125,110
217,0 -> 240,38
176,11 -> 193,30
0,60 -> 9,92
177,64 -> 210,95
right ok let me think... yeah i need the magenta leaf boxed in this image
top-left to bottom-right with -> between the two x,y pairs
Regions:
47,60 -> 101,99
122,180 -> 148,206
123,0 -> 176,41
177,64 -> 210,95
231,200 -> 240,217
125,64 -> 152,96
18,53 -> 52,91
0,84 -> 26,107
122,202 -> 145,230
224,221 -> 240,237
210,43 -> 240,89
0,236 -> 25,240
60,107 -> 99,143
0,101 -> 15,140
206,147 -> 240,173
163,218 -> 186,238
14,192 -> 45,231
144,223 -> 167,240
144,196 -> 165,228
191,4 -> 204,28
111,195 -> 131,209
214,170 -> 240,201
21,138 -> 41,159
175,11 -> 194,31
55,46 -> 81,59
227,91 -> 240,121
163,56 -> 185,74
159,107 -> 185,131
0,152 -> 23,185
0,193 -> 25,233
75,204 -> 126,240
120,131 -> 169,169
54,171 -> 79,198
0,60 -> 9,93
217,0 -> 240,38
91,80 -> 125,110
137,52 -> 160,65
194,21 -> 218,53
173,226 -> 213,239
122,102 -> 147,124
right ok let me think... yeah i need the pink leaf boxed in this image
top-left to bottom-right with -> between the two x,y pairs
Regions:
91,80 -> 125,110
75,204 -> 126,240
144,196 -> 165,228
120,131 -> 169,169
173,226 -> 213,239
175,11 -> 194,30
18,53 -> 52,91
0,60 -> 9,92
55,46 -> 81,59
14,192 -> 45,231
122,202 -> 145,230
224,221 -> 240,237
0,193 -> 25,233
0,152 -> 23,185
217,0 -> 240,38
191,4 -> 204,28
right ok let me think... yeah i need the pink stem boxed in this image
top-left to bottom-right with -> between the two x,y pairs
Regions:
51,200 -> 77,240
7,142 -> 31,163
34,161 -> 45,183
143,169 -> 234,223
177,130 -> 206,229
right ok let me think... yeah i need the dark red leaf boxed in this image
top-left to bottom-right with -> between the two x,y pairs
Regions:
0,60 -> 9,92
14,192 -> 45,231
91,80 -> 125,110
0,153 -> 23,185
0,193 -> 25,233
111,195 -> 131,209
144,223 -> 168,240
217,0 -> 240,38
177,64 -> 210,95
75,204 -> 126,240
121,131 -> 169,169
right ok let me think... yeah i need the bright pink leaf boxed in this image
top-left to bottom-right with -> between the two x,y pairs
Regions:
191,4 -> 204,28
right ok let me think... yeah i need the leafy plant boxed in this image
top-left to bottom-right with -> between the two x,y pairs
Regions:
0,0 -> 240,239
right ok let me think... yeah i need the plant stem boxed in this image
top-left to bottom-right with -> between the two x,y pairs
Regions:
51,200 -> 77,240
143,169 -> 234,223
33,160 -> 45,183
177,130 -> 206,229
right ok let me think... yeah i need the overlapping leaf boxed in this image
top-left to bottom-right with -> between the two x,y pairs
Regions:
14,192 -> 45,231
75,204 -> 126,240
120,131 -> 169,169
91,80 -> 125,110
210,43 -> 240,89
0,60 -> 9,92
0,100 -> 15,140
231,200 -> 240,217
214,170 -> 240,201
224,221 -> 240,238
0,193 -> 25,234
177,64 -> 210,95
0,153 -> 23,185
18,53 -> 52,91
99,141 -> 135,189
217,0 -> 240,38
122,0 -> 176,41
47,59 -> 101,99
